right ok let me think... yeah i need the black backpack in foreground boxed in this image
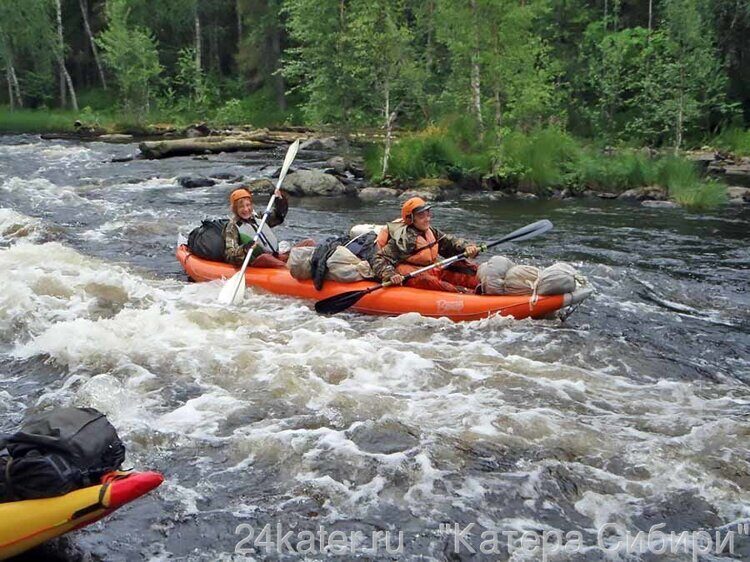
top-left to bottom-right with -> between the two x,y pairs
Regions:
0,407 -> 126,502
187,218 -> 229,261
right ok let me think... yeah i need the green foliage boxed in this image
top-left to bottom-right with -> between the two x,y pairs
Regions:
171,46 -> 215,112
0,107 -> 77,132
577,150 -> 657,192
212,88 -> 301,127
76,89 -> 117,111
96,0 -> 163,117
363,125 -> 494,181
670,179 -> 727,210
497,128 -> 580,191
713,127 -> 750,156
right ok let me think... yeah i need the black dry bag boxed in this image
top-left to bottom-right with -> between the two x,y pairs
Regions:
187,218 -> 229,261
0,407 -> 126,502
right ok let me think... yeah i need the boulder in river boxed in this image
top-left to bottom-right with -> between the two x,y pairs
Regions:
300,137 -> 340,151
358,187 -> 400,202
399,189 -> 445,202
325,156 -> 365,178
727,186 -> 750,204
722,164 -> 750,188
281,170 -> 354,196
244,178 -> 276,195
177,176 -> 216,189
618,186 -> 667,201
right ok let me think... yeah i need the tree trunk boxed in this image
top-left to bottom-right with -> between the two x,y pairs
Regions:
236,0 -> 242,45
78,0 -> 107,89
471,56 -> 483,137
494,86 -> 502,129
6,67 -> 13,111
55,0 -> 77,110
648,0 -> 653,34
56,0 -> 66,107
195,5 -> 202,73
270,24 -> 287,110
470,0 -> 484,138
382,83 -> 391,178
425,0 -> 434,72
9,63 -> 22,107
62,64 -> 79,111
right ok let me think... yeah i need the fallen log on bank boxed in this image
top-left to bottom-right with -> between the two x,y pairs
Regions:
138,129 -> 311,159
138,136 -> 276,159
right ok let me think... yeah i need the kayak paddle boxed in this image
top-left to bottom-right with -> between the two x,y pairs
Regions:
218,139 -> 300,305
314,219 -> 553,315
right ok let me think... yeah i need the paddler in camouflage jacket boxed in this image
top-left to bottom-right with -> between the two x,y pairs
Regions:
371,197 -> 480,293
224,187 -> 288,267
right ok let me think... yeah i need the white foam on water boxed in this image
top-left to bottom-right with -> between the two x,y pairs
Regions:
1,232 -> 747,546
0,208 -> 46,243
0,241 -> 162,343
0,176 -> 115,213
158,391 -> 246,440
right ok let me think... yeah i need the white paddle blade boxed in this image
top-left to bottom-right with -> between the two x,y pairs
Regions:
277,139 -> 300,188
218,271 -> 246,305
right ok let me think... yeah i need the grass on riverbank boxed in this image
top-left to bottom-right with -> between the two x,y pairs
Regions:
366,125 -> 728,210
713,127 -> 750,156
0,88 -> 301,134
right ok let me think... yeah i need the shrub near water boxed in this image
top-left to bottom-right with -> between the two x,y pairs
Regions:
495,128 -> 583,191
577,150 -> 657,192
714,127 -> 750,156
364,127 -> 466,181
656,156 -> 727,209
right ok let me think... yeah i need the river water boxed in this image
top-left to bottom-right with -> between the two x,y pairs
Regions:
1,135 -> 748,561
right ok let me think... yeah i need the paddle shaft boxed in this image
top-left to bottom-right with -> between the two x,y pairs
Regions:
222,140 -> 299,303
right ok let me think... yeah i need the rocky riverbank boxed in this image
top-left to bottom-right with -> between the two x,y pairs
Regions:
31,125 -> 750,207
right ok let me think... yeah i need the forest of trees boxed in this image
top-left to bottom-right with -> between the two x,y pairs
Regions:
1,0 -> 749,205
2,0 -> 749,144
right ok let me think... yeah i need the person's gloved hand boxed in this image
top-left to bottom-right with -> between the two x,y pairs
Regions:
464,245 -> 479,258
389,273 -> 405,286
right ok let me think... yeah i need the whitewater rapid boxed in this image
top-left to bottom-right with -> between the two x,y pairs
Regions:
1,135 -> 748,560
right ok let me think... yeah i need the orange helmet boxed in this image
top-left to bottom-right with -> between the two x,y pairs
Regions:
229,188 -> 253,208
401,197 -> 432,224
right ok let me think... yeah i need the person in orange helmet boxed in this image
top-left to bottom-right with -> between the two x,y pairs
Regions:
371,197 -> 480,293
223,186 -> 289,268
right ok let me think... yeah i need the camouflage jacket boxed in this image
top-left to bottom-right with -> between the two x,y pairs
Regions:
371,222 -> 475,281
223,194 -> 288,265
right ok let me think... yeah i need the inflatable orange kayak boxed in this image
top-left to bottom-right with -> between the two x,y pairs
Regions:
176,245 -> 592,321
0,470 -> 163,559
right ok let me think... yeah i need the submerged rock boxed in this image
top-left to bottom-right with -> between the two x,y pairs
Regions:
209,172 -> 244,183
177,176 -> 216,189
641,200 -> 679,208
515,191 -> 539,200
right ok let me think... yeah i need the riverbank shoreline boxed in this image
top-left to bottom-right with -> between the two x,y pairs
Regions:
2,118 -> 749,209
